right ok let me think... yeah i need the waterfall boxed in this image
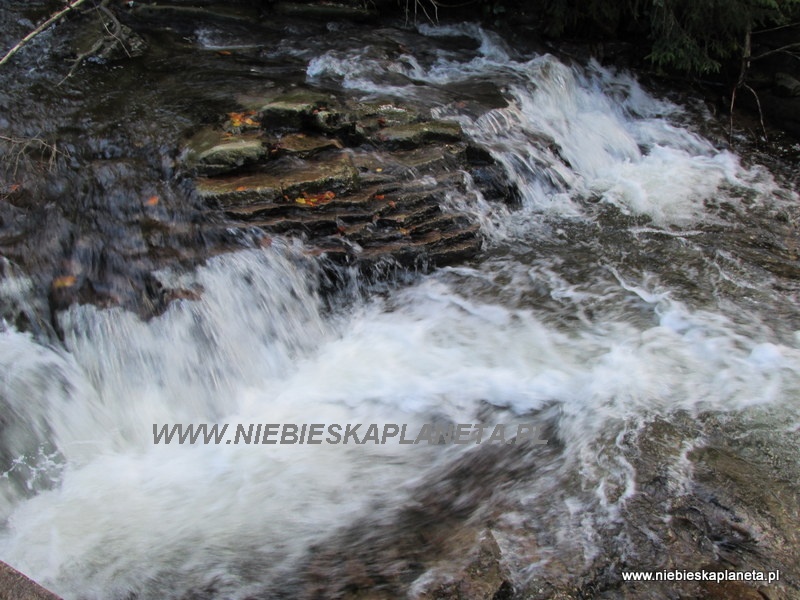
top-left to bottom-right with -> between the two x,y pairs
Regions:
1,22 -> 798,600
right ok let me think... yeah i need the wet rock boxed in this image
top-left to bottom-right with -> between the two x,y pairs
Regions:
375,121 -> 464,149
698,579 -> 770,599
774,72 -> 800,97
345,101 -> 418,137
413,531 -> 509,600
72,12 -> 147,62
395,144 -> 467,172
258,91 -> 337,130
185,88 -> 500,275
183,129 -> 265,175
195,152 -> 359,206
273,1 -> 379,21
129,3 -> 261,23
0,561 -> 63,600
271,132 -> 343,158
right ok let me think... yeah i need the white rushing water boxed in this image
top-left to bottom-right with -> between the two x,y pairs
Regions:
1,23 -> 800,600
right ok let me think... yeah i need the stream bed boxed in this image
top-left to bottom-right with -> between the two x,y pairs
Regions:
1,4 -> 800,599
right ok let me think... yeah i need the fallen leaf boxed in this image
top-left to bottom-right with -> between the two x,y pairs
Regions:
399,228 -> 410,235
375,167 -> 383,172
228,111 -> 260,128
217,50 -> 232,56
374,194 -> 385,200
145,195 -> 159,206
236,186 -> 248,192
53,275 -> 76,289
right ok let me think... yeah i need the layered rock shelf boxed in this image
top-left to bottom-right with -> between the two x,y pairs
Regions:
183,90 -> 509,271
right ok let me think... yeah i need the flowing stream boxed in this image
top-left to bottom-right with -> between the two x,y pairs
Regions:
1,20 -> 799,600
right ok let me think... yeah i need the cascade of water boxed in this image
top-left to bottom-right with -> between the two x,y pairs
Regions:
1,23 -> 798,600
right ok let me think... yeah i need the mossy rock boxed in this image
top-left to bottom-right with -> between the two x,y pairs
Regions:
183,128 -> 265,175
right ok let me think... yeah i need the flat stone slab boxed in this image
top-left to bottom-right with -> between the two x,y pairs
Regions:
195,153 -> 358,206
258,91 -> 336,129
273,133 -> 342,158
184,129 -> 265,175
374,121 -> 463,149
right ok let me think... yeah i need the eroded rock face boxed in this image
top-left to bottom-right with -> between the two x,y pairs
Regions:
183,89 -> 508,271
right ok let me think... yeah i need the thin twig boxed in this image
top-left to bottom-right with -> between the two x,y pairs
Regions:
58,35 -> 105,86
0,0 -> 90,67
58,0 -> 127,85
751,42 -> 800,61
743,83 -> 769,142
729,26 -> 752,143
98,1 -> 130,58
752,21 -> 800,35
0,135 -> 68,176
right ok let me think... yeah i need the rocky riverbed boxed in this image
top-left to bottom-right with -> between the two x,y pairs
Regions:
1,2 -> 800,600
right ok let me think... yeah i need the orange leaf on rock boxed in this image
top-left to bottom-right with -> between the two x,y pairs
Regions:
235,186 -> 248,192
145,195 -> 159,206
228,111 -> 260,128
53,275 -> 76,289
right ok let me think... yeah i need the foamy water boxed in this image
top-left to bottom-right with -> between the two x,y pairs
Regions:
1,23 -> 799,600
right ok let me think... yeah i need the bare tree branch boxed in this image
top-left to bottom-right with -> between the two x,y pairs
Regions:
0,0 -> 91,67
752,21 -> 800,35
751,42 -> 800,61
